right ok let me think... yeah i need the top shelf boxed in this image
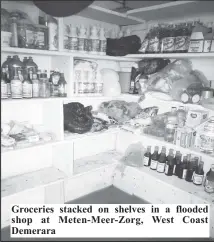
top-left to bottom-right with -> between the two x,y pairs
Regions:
2,47 -> 214,60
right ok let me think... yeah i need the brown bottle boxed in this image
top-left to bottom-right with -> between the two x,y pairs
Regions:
185,157 -> 194,182
174,151 -> 182,176
204,164 -> 214,193
150,146 -> 159,170
178,156 -> 188,179
143,146 -> 151,167
164,149 -> 175,176
157,146 -> 167,173
193,159 -> 204,185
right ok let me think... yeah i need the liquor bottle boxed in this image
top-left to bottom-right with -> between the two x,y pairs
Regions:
143,146 -> 151,167
165,149 -> 175,176
157,146 -> 167,173
185,157 -> 194,182
193,159 -> 204,185
204,164 -> 214,193
174,151 -> 182,176
150,146 -> 159,170
178,156 -> 188,179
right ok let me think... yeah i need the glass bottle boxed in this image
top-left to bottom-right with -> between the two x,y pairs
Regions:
2,56 -> 12,97
200,117 -> 214,154
143,146 -> 151,167
10,12 -> 19,47
51,70 -> 60,97
25,57 -> 38,79
204,164 -> 214,193
164,107 -> 178,143
32,73 -> 40,98
150,146 -> 159,170
22,72 -> 32,98
157,146 -> 167,173
58,72 -> 67,97
1,69 -> 8,99
178,156 -> 188,179
11,67 -> 22,99
165,149 -> 175,176
174,151 -> 182,176
9,55 -> 24,82
193,159 -> 204,185
185,157 -> 194,182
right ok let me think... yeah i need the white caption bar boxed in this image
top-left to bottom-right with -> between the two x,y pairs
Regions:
10,204 -> 210,238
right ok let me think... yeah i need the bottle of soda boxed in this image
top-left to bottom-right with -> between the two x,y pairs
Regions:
193,159 -> 204,185
150,146 -> 159,170
143,146 -> 151,167
157,146 -> 167,173
165,149 -> 175,176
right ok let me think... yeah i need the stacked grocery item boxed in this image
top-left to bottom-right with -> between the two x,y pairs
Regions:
139,21 -> 214,54
1,55 -> 67,99
64,25 -> 107,55
1,121 -> 55,151
142,145 -> 214,193
1,8 -> 58,50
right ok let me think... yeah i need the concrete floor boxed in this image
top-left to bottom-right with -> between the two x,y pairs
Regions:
1,186 -> 212,241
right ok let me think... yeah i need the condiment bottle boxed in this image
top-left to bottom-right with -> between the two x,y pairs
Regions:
165,149 -> 174,176
143,146 -> 151,167
22,72 -> 32,98
99,28 -> 107,55
178,156 -> 188,179
89,26 -> 99,54
11,67 -> 22,99
58,72 -> 67,97
204,164 -> 214,193
78,25 -> 87,53
193,159 -> 204,185
2,56 -> 12,97
32,73 -> 40,98
69,26 -> 78,52
185,157 -> 194,182
157,146 -> 167,173
174,151 -> 182,176
48,16 -> 58,50
1,69 -> 8,99
10,12 -> 19,47
150,146 -> 159,170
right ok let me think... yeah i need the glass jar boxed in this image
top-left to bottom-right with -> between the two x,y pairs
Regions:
10,12 -> 19,47
200,116 -> 214,154
9,55 -> 24,81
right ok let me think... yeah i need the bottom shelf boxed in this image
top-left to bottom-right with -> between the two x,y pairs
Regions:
1,167 -> 66,198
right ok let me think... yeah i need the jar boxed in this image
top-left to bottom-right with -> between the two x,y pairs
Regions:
34,24 -> 48,50
10,12 -> 19,47
164,123 -> 176,143
200,117 -> 214,154
24,57 -> 38,78
48,16 -> 58,50
9,55 -> 24,81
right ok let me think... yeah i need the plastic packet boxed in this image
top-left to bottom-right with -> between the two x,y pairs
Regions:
120,142 -> 145,167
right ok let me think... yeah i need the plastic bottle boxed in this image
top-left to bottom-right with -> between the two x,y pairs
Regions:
48,16 -> 58,51
89,26 -> 99,54
78,25 -> 87,53
69,26 -> 78,52
99,28 -> 106,55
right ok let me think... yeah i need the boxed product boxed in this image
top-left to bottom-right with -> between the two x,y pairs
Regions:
185,110 -> 209,128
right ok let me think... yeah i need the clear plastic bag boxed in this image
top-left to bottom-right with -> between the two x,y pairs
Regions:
120,142 -> 145,167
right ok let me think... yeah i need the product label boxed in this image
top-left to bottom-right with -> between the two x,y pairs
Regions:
164,164 -> 169,174
70,37 -> 78,51
32,83 -> 39,97
99,40 -> 107,53
182,169 -> 187,179
143,157 -> 150,166
157,162 -> 165,172
175,36 -> 188,51
91,39 -> 100,53
1,83 -> 8,98
23,83 -> 32,98
148,37 -> 160,52
150,160 -> 157,170
26,29 -> 35,45
193,173 -> 204,185
188,40 -> 203,53
203,40 -> 212,53
11,82 -> 22,98
162,37 -> 175,52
